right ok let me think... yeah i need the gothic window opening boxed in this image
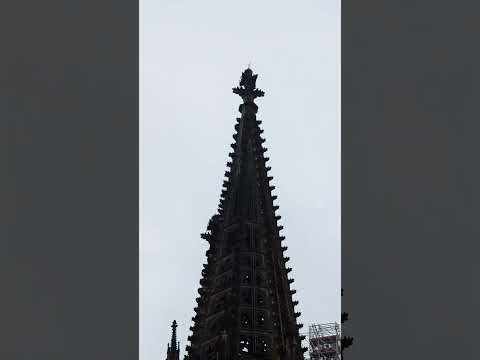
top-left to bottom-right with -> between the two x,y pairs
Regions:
257,290 -> 266,306
239,337 -> 252,354
257,312 -> 266,327
240,313 -> 251,328
242,272 -> 251,285
257,337 -> 269,353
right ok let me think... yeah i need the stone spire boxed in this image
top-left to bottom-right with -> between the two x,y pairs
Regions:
185,69 -> 306,360
166,320 -> 180,360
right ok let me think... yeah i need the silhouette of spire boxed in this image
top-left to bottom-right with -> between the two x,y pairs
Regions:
185,69 -> 305,360
171,320 -> 178,350
166,320 -> 179,360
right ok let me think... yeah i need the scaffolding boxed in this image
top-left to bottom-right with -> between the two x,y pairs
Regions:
302,322 -> 341,360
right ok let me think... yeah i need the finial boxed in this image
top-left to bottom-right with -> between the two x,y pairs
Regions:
232,68 -> 265,101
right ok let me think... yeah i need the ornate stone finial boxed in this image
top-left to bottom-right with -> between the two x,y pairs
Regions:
233,68 -> 265,102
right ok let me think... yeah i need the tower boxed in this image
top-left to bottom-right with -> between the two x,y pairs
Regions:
185,69 -> 306,360
166,320 -> 180,360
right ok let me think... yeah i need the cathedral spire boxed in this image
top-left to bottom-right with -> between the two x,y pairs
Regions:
166,320 -> 179,360
171,320 -> 178,351
186,69 -> 306,360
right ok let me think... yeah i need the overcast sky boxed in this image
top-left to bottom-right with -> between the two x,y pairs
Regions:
140,1 -> 340,359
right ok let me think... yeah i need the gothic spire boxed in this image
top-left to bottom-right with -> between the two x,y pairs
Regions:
166,320 -> 179,360
171,320 -> 178,351
186,69 -> 305,360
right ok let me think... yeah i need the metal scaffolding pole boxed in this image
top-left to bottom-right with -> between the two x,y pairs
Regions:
304,322 -> 341,360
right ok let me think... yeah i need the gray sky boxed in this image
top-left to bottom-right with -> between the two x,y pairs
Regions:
140,1 -> 340,359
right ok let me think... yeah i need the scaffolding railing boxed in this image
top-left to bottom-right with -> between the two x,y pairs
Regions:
302,322 -> 341,360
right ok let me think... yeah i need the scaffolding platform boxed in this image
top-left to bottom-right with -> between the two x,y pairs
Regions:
302,322 -> 341,360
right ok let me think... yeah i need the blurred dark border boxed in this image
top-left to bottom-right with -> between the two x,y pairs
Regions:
1,1 -> 139,358
342,1 -> 477,359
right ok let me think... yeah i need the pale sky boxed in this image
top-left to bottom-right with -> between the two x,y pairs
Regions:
140,1 -> 340,359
